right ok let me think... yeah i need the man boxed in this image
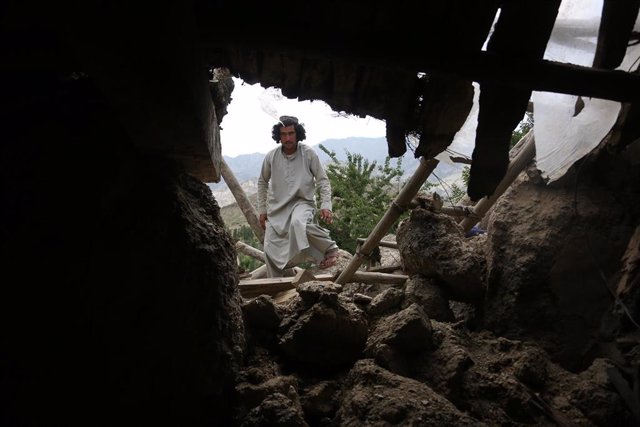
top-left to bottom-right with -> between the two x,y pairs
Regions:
257,115 -> 339,277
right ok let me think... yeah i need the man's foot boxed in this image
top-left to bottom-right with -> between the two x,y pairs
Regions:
319,249 -> 339,269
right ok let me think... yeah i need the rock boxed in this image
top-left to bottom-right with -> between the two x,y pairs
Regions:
279,301 -> 368,367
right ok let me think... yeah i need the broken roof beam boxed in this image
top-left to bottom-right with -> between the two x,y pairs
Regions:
593,0 -> 640,69
206,42 -> 640,103
239,269 -> 335,298
356,238 -> 398,250
467,0 -> 558,201
221,158 -> 265,243
235,241 -> 265,263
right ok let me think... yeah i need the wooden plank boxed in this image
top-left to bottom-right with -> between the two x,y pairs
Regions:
272,289 -> 298,304
350,271 -> 408,285
593,0 -> 640,69
220,158 -> 265,243
366,264 -> 403,274
241,282 -> 296,298
356,238 -> 398,249
239,268 -> 405,298
238,269 -> 336,298
239,276 -> 296,289
313,273 -> 337,282
248,264 -> 267,279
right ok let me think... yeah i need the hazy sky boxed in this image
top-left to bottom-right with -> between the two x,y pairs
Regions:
219,78 -> 387,157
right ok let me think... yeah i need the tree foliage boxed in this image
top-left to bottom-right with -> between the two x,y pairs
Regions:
318,144 -> 403,254
511,111 -> 534,148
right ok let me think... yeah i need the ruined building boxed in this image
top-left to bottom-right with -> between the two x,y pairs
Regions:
2,1 -> 640,426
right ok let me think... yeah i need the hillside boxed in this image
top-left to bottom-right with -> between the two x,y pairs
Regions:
220,192 -> 258,230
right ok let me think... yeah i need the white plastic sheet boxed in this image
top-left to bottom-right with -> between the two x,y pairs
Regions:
533,0 -> 640,182
447,1 -> 639,184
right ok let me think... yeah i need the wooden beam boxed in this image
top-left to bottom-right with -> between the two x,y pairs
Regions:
365,264 -> 403,274
356,238 -> 398,249
235,241 -> 265,262
248,264 -> 267,280
349,271 -> 408,285
238,269 -> 335,298
594,0 -> 640,69
220,158 -> 265,243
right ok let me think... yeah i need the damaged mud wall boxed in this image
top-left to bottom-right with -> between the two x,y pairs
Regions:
1,73 -> 245,426
481,150 -> 640,372
235,144 -> 640,426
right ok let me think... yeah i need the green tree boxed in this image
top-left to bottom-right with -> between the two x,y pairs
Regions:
319,145 -> 403,254
511,111 -> 534,148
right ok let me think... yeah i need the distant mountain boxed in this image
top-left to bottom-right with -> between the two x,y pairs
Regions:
208,136 -> 466,204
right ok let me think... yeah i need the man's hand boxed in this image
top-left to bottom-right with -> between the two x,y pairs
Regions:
320,209 -> 333,225
259,213 -> 267,230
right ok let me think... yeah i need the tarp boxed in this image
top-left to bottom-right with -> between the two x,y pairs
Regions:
533,0 -> 640,183
447,0 -> 640,184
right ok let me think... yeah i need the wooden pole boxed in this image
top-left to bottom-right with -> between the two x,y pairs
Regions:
248,264 -> 267,279
460,130 -> 536,233
235,241 -> 265,262
219,157 -> 265,243
349,271 -> 408,285
335,157 -> 439,284
356,238 -> 398,249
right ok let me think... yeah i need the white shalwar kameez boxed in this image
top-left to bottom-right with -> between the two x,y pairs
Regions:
257,143 -> 337,277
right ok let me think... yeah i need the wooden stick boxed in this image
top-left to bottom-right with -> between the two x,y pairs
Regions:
356,238 -> 398,249
238,270 -> 335,298
365,264 -> 403,274
207,38 -> 640,102
247,264 -> 267,279
441,206 -> 475,218
220,157 -> 265,243
235,241 -> 265,262
349,271 -> 408,285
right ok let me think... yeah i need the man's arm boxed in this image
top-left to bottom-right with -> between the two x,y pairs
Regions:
308,148 -> 333,223
257,155 -> 271,229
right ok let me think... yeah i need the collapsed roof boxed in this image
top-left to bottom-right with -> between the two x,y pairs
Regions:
9,0 -> 639,199
203,1 -> 640,200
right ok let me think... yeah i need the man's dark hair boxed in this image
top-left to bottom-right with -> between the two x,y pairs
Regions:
271,115 -> 306,142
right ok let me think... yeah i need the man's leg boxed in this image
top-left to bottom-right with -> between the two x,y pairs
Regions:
264,222 -> 288,278
306,224 -> 339,267
264,255 -> 285,278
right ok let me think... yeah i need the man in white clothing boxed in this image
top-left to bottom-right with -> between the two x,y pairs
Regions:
257,115 -> 339,278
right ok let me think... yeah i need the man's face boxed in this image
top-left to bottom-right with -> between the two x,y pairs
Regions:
280,125 -> 297,154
